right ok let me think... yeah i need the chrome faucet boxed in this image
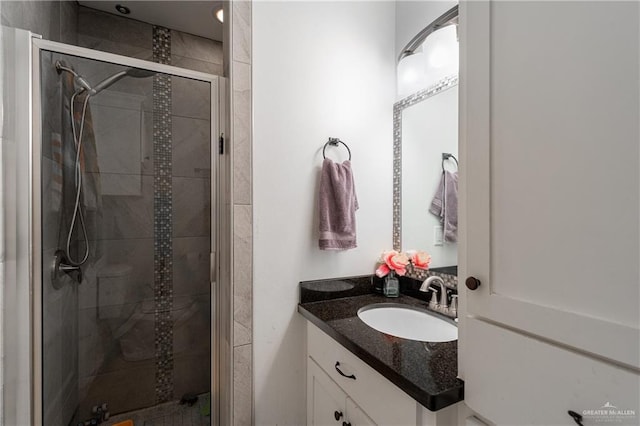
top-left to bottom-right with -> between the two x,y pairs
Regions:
420,276 -> 456,318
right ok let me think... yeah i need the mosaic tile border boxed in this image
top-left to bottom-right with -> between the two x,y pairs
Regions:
392,75 -> 458,280
152,25 -> 174,403
405,265 -> 458,290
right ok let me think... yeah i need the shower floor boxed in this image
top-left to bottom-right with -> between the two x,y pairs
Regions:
104,394 -> 210,426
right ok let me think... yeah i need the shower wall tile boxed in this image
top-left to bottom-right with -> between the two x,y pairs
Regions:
174,351 -> 211,399
0,2 -> 23,28
98,174 -> 154,239
41,157 -> 62,251
98,237 -> 155,301
173,237 -> 211,297
77,8 -> 222,75
92,103 -> 144,175
172,76 -> 211,120
23,0 -> 59,40
234,321 -> 251,348
1,0 -> 77,43
233,344 -> 252,426
60,0 -> 78,45
232,1 -> 251,64
79,362 -> 156,416
229,1 -> 253,423
173,177 -> 211,238
43,342 -> 63,421
232,61 -> 252,205
43,264 -> 77,426
40,53 -> 63,163
60,386 -> 78,426
233,205 -> 252,346
171,30 -> 223,65
100,174 -> 144,197
77,306 -> 104,381
76,33 -> 153,61
172,54 -> 224,76
173,116 -> 211,179
78,7 -> 152,51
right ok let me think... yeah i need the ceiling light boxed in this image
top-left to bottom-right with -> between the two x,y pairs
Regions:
115,4 -> 130,15
215,7 -> 224,23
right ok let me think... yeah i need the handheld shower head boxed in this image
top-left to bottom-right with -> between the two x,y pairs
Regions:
90,67 -> 157,95
57,61 -> 157,96
89,70 -> 128,95
74,75 -> 94,94
126,68 -> 157,78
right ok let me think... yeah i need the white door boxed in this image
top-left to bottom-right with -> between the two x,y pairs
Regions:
459,0 -> 640,423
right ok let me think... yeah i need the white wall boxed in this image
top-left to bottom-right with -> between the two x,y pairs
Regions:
395,1 -> 457,60
253,2 -> 396,424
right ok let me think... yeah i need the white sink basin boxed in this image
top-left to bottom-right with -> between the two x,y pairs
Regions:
357,303 -> 457,342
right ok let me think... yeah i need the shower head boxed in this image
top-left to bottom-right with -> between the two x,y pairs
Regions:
56,61 -> 157,96
89,67 -> 157,95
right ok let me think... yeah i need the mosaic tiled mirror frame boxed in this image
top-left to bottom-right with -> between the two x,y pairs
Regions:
392,75 -> 459,281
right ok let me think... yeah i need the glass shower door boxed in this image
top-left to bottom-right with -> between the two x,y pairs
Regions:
38,47 -> 215,426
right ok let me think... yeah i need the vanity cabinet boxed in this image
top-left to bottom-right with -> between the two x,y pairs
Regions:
459,1 -> 640,424
308,359 -> 375,426
306,322 -> 457,426
306,322 -> 416,426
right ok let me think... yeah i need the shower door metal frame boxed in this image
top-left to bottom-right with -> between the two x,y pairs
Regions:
29,35 -> 226,426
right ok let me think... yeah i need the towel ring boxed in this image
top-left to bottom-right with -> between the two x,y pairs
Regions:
441,152 -> 458,172
323,137 -> 352,161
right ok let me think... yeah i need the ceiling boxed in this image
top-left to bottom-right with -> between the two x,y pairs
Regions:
79,1 -> 224,41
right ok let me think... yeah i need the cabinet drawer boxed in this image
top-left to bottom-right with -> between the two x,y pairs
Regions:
307,322 -> 417,426
465,318 -> 640,425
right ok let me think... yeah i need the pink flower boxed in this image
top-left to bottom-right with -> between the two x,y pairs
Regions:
375,250 -> 409,277
410,251 -> 431,270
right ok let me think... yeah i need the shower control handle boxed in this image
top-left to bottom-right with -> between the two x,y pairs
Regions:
60,263 -> 83,284
52,250 -> 83,286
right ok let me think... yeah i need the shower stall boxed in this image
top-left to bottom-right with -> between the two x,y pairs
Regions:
14,31 -> 225,425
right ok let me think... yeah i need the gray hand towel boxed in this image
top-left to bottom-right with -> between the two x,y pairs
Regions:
429,170 -> 458,243
318,158 -> 359,250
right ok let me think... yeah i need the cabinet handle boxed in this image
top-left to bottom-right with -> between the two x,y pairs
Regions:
342,422 -> 351,426
465,276 -> 481,290
334,411 -> 343,421
568,410 -> 584,426
334,362 -> 356,380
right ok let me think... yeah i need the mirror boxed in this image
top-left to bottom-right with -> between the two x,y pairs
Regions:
392,76 -> 459,274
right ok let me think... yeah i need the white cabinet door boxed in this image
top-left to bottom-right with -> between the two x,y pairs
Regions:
308,359 -> 347,426
346,397 -> 377,426
465,317 -> 640,425
460,0 -> 640,422
460,0 -> 640,368
308,359 -> 381,426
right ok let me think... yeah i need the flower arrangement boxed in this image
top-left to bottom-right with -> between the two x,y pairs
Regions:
375,250 -> 431,277
406,250 -> 432,270
375,250 -> 409,277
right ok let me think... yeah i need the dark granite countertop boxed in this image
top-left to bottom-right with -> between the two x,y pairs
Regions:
298,275 -> 464,412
